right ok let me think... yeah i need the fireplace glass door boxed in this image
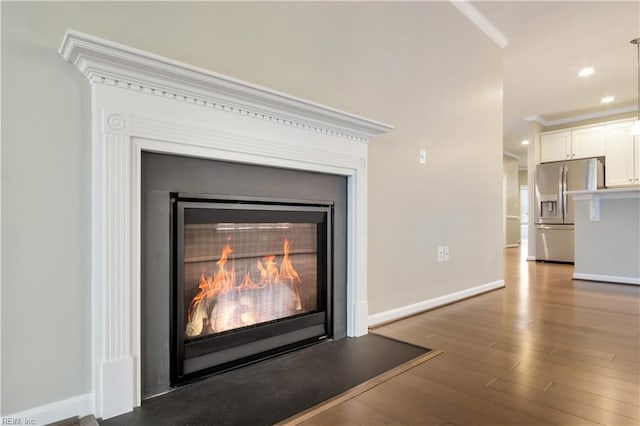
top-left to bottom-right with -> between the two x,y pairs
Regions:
172,194 -> 332,384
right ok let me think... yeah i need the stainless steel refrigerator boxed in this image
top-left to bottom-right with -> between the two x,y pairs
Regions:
534,157 -> 604,263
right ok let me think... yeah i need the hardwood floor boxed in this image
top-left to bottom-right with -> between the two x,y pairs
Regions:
300,246 -> 640,425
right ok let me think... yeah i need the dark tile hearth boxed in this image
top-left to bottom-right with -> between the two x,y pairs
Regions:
100,334 -> 429,426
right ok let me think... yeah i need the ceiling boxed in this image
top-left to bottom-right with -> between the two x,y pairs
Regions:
471,1 -> 640,167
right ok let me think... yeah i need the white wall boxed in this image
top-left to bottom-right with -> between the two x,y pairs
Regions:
1,1 -> 503,415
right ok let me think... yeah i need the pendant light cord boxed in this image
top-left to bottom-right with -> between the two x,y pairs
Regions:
631,38 -> 640,123
629,38 -> 640,135
637,39 -> 639,121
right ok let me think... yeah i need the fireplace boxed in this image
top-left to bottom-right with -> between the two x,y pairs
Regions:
172,195 -> 333,383
60,30 -> 391,419
141,152 -> 349,398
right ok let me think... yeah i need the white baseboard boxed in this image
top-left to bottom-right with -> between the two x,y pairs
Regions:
505,243 -> 520,248
4,393 -> 93,426
526,256 -> 536,261
368,280 -> 505,328
573,273 -> 640,285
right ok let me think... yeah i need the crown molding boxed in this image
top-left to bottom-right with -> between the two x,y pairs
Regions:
450,1 -> 509,49
503,150 -> 520,159
524,115 -> 548,126
525,105 -> 638,128
59,29 -> 393,143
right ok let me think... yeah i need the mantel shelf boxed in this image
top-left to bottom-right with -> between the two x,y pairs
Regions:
59,29 -> 393,143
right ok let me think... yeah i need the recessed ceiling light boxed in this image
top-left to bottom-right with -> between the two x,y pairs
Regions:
578,67 -> 594,77
521,139 -> 529,145
601,96 -> 615,104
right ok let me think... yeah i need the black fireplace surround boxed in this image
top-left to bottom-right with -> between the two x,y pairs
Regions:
142,152 -> 347,398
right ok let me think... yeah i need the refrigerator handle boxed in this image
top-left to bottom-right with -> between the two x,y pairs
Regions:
563,166 -> 568,220
558,166 -> 564,219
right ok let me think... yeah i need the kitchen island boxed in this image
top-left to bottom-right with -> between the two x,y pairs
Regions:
568,187 -> 640,285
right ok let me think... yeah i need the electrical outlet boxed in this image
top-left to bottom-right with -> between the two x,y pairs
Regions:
437,246 -> 444,262
419,148 -> 426,164
444,246 -> 449,261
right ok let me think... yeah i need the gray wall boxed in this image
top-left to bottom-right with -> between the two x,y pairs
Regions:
503,155 -> 520,246
1,1 -> 503,414
527,121 -> 544,258
519,170 -> 528,188
574,198 -> 640,280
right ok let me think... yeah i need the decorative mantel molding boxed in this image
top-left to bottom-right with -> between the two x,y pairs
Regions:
59,30 -> 391,421
59,30 -> 392,143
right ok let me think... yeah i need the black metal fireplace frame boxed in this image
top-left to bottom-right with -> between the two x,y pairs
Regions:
170,193 -> 334,386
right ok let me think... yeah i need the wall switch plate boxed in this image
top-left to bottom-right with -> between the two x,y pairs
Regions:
444,246 -> 449,261
419,148 -> 426,164
437,246 -> 444,262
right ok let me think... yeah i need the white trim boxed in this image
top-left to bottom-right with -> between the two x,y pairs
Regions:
526,256 -> 536,261
59,30 -> 391,419
525,105 -> 638,128
545,106 -> 638,127
568,188 -> 640,222
4,394 -> 93,426
368,280 -> 505,327
503,150 -> 520,159
58,30 -> 392,142
505,243 -> 520,248
450,1 -> 508,48
524,115 -> 548,126
568,187 -> 640,200
573,273 -> 640,286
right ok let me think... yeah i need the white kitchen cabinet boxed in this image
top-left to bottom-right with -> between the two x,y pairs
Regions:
540,130 -> 571,162
540,126 -> 605,163
605,120 -> 639,187
540,119 -> 639,187
571,126 -> 605,159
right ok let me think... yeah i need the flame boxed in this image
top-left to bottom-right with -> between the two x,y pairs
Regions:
258,254 -> 279,283
280,238 -> 302,310
186,244 -> 233,323
280,239 -> 301,283
186,238 -> 304,337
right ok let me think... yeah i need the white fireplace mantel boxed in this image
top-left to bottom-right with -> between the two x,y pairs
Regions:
59,30 -> 392,420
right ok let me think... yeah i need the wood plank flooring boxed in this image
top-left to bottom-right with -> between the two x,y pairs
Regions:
299,247 -> 640,425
